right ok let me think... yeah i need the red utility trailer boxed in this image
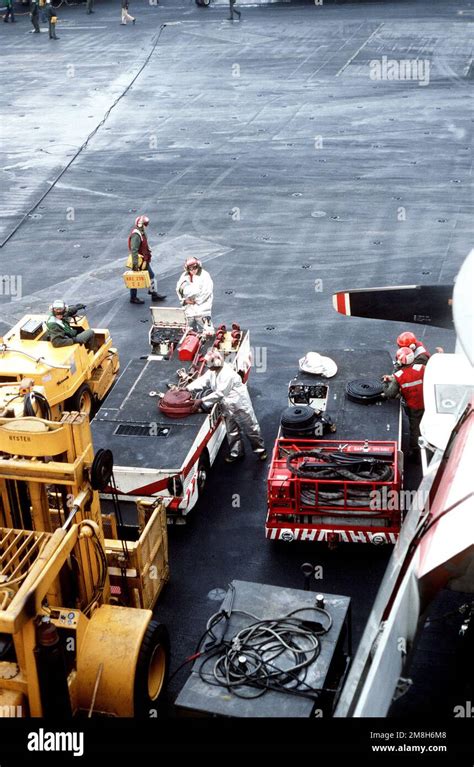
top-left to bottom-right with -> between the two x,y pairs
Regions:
265,351 -> 403,545
267,438 -> 401,544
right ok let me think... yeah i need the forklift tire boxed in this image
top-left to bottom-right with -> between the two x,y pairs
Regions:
346,379 -> 384,404
68,383 -> 95,417
134,620 -> 170,718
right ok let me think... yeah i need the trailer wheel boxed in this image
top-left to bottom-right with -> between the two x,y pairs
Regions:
197,452 -> 210,495
134,620 -> 170,718
68,383 -> 95,416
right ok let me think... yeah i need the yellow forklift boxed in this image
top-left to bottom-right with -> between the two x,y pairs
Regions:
0,412 -> 169,718
0,311 -> 120,420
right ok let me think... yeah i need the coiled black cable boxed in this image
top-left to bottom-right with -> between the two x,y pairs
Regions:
197,607 -> 334,701
287,449 -> 393,482
287,449 -> 393,512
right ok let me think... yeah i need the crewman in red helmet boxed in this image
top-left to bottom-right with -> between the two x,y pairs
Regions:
128,215 -> 166,305
383,347 -> 425,460
394,331 -> 443,369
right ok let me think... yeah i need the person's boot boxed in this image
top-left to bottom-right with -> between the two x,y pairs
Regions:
130,297 -> 145,304
149,291 -> 167,301
225,453 -> 244,463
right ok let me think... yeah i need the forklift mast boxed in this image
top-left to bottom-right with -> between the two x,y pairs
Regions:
0,414 -> 170,718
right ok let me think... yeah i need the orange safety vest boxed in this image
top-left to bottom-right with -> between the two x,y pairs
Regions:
394,363 -> 425,410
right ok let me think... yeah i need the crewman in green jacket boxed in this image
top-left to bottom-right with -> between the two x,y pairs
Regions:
46,301 -> 95,349
44,0 -> 58,39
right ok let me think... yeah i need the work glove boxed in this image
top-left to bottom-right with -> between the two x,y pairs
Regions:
192,399 -> 203,412
132,265 -> 140,272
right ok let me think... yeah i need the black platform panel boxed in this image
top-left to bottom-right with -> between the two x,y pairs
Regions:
290,350 -> 401,444
176,580 -> 351,719
92,357 -> 210,471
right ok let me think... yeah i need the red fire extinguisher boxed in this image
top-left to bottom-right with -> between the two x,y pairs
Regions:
178,331 -> 201,361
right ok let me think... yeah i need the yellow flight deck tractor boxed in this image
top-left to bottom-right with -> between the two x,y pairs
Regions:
0,312 -> 120,420
0,413 -> 170,718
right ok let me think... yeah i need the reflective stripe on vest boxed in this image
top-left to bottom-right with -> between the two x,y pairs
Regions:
394,364 -> 424,409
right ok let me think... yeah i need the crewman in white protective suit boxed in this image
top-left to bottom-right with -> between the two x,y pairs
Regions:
176,257 -> 214,335
186,350 -> 267,463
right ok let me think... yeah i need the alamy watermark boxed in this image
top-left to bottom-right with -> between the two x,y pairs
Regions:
369,56 -> 431,87
0,274 -> 22,300
27,728 -> 84,757
370,487 -> 430,513
250,345 -> 267,373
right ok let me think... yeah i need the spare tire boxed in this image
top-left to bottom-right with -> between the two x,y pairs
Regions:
346,379 -> 384,404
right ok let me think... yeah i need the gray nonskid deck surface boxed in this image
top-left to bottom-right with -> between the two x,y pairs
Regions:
0,0 -> 471,730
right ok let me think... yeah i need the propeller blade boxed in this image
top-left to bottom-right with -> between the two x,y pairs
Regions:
332,284 -> 453,329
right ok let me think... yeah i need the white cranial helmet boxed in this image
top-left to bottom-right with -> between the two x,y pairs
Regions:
204,350 -> 224,368
298,352 -> 338,378
50,300 -> 67,314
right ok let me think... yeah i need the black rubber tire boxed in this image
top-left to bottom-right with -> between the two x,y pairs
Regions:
134,621 -> 170,718
197,451 -> 210,495
346,379 -> 384,404
67,383 -> 95,417
90,448 -> 114,491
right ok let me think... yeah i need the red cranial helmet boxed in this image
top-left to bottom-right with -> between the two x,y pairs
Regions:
135,215 -> 150,228
397,331 -> 417,349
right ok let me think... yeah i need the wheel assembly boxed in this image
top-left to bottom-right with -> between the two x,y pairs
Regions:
134,619 -> 170,717
90,448 -> 114,491
197,452 -> 210,494
68,383 -> 95,416
76,605 -> 169,717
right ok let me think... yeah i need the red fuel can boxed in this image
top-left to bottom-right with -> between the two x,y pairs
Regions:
178,331 -> 201,361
